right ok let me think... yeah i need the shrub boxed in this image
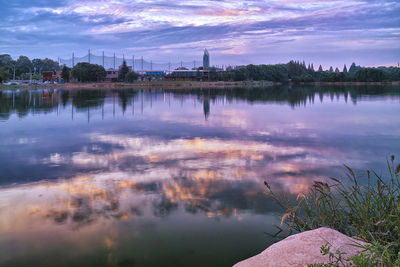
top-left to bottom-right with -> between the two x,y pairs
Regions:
125,71 -> 138,83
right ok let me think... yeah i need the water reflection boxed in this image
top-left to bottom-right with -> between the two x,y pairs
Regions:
0,85 -> 399,267
0,85 -> 399,120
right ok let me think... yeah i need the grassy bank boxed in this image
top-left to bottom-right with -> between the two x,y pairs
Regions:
266,156 -> 400,266
0,80 -> 275,90
1,80 -> 398,91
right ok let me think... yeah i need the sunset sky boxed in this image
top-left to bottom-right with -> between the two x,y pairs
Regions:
1,0 -> 399,68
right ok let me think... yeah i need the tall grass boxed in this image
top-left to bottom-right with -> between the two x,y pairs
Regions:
265,155 -> 400,265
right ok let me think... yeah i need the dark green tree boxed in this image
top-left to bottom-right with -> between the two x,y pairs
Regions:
71,62 -> 106,82
61,65 -> 71,82
0,54 -> 13,68
343,64 -> 348,73
329,66 -> 333,72
0,67 -> 11,83
318,65 -> 323,72
355,68 -> 391,82
125,71 -> 138,83
348,62 -> 361,78
32,58 -> 60,73
118,60 -> 129,81
15,56 -> 33,76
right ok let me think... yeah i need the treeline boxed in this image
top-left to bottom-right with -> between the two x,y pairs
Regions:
0,88 -> 139,119
0,53 -> 138,83
70,60 -> 138,82
212,61 -> 399,83
0,54 -> 60,82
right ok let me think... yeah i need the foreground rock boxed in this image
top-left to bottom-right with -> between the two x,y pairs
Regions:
234,227 -> 368,267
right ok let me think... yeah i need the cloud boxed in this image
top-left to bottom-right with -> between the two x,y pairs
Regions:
1,0 -> 399,66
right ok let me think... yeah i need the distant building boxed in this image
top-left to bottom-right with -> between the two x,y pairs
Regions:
42,71 -> 54,81
105,69 -> 118,82
203,49 -> 210,70
165,68 -> 200,81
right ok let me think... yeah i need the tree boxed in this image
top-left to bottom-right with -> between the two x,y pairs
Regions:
0,54 -> 13,68
32,58 -> 60,73
318,65 -> 323,72
71,62 -> 106,82
61,65 -> 70,82
0,55 -> 14,80
15,56 -> 33,77
348,62 -> 361,77
329,66 -> 334,72
343,64 -> 348,73
118,60 -> 129,81
0,67 -> 11,83
125,71 -> 138,83
335,67 -> 340,73
355,68 -> 391,82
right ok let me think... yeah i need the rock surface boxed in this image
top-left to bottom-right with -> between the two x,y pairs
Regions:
234,227 -> 368,267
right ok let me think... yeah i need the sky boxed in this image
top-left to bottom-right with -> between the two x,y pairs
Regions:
1,0 -> 399,68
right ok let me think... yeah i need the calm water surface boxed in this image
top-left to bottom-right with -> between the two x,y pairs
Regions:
0,85 -> 399,267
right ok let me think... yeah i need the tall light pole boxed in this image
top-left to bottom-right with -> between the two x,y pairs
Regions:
29,68 -> 32,84
9,64 -> 16,80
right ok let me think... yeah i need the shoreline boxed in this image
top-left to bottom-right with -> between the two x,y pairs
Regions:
1,80 -> 398,90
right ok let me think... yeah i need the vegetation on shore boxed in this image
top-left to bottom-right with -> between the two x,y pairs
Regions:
1,53 -> 400,84
216,61 -> 399,83
265,156 -> 400,266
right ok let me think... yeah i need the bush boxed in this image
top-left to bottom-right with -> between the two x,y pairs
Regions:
125,71 -> 138,83
266,156 -> 400,265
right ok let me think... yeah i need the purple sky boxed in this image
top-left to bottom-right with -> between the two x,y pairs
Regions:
1,0 -> 399,68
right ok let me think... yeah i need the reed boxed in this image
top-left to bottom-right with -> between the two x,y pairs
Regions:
265,155 -> 400,265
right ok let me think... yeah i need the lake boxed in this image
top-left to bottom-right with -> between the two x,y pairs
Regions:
0,85 -> 399,267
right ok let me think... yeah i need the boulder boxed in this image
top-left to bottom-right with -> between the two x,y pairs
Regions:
234,227 -> 368,267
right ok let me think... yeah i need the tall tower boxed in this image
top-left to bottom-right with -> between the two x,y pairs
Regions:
203,49 -> 210,70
